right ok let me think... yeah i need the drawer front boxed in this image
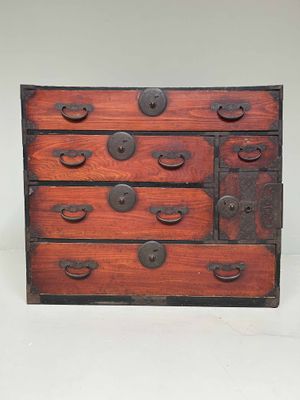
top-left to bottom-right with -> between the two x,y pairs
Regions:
29,186 -> 213,240
30,243 -> 276,297
218,171 -> 282,240
27,134 -> 214,183
219,136 -> 279,169
24,88 -> 279,131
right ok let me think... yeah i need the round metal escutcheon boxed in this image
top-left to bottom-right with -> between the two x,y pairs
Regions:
138,88 -> 167,116
217,195 -> 239,218
107,131 -> 136,161
138,241 -> 166,269
108,184 -> 136,212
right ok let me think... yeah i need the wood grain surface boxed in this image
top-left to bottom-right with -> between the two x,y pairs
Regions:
29,186 -> 213,240
30,243 -> 276,297
25,89 -> 279,131
27,134 -> 214,183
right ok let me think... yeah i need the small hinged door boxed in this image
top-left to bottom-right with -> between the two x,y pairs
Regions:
218,171 -> 282,240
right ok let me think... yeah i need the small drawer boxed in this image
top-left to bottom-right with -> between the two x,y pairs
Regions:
23,87 -> 280,131
29,186 -> 213,240
30,243 -> 276,297
219,136 -> 279,169
27,134 -> 214,183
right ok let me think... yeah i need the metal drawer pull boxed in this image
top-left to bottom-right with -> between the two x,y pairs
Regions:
55,103 -> 93,122
212,102 -> 250,122
152,151 -> 191,170
53,204 -> 93,222
237,145 -> 264,162
138,241 -> 166,269
208,263 -> 246,282
53,149 -> 92,168
150,206 -> 188,225
59,260 -> 99,280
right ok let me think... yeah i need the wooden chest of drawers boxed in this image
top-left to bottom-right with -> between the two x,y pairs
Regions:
21,85 -> 283,307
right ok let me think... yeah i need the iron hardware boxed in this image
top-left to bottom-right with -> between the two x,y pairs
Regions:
53,149 -> 92,167
208,263 -> 246,282
212,102 -> 250,121
259,183 -> 283,229
59,260 -> 99,279
149,206 -> 188,225
107,131 -> 136,160
108,184 -> 136,212
55,103 -> 93,121
234,144 -> 266,162
53,204 -> 93,222
138,88 -> 167,116
217,196 -> 240,218
138,241 -> 166,269
152,150 -> 191,170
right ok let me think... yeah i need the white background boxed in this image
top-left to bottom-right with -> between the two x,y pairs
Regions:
0,1 -> 300,399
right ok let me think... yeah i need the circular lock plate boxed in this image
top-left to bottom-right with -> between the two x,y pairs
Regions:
138,88 -> 167,116
107,131 -> 136,161
108,184 -> 136,212
138,241 -> 166,269
217,195 -> 239,218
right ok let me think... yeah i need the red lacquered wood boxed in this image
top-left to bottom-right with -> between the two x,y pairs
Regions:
29,186 -> 213,240
219,136 -> 279,169
30,243 -> 276,297
25,89 -> 279,131
27,135 -> 214,183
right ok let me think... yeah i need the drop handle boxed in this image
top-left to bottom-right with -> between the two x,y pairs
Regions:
53,149 -> 93,168
208,263 -> 246,282
53,204 -> 93,222
236,144 -> 266,162
212,102 -> 250,122
152,151 -> 191,170
59,260 -> 99,280
55,103 -> 93,122
149,206 -> 189,225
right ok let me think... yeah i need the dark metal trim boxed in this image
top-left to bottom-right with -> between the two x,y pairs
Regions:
38,293 -> 279,307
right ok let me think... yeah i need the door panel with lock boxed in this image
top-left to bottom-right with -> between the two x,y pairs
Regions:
218,171 -> 282,241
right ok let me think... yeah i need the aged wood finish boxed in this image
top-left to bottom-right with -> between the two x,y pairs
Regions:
219,135 -> 279,169
25,89 -> 279,131
31,243 -> 276,297
27,134 -> 214,183
21,84 -> 283,307
29,186 -> 213,240
219,172 -> 279,240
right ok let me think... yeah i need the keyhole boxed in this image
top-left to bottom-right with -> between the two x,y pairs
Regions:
149,254 -> 156,262
149,101 -> 156,109
118,139 -> 128,153
119,192 -> 128,205
229,203 -> 235,210
244,206 -> 252,213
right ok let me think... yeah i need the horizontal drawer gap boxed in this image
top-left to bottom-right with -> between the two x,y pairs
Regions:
27,130 -> 280,135
30,238 -> 277,245
28,181 -> 214,188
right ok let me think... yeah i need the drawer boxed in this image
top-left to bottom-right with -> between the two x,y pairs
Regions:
23,87 -> 280,131
218,171 -> 282,240
27,134 -> 214,183
219,135 -> 279,169
30,243 -> 276,297
29,186 -> 213,240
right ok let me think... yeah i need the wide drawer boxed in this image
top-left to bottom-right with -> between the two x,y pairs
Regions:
23,87 -> 280,131
29,186 -> 213,240
27,134 -> 214,183
219,135 -> 280,169
30,243 -> 276,297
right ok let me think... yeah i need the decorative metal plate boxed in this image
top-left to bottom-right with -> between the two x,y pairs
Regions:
217,195 -> 239,218
138,241 -> 166,269
108,184 -> 136,212
107,131 -> 136,160
138,88 -> 167,116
